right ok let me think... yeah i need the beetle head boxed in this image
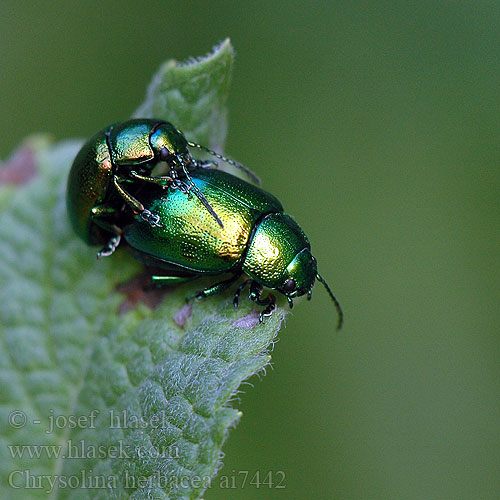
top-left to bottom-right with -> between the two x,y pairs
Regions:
243,212 -> 343,328
280,249 -> 343,330
150,122 -> 189,161
280,248 -> 317,299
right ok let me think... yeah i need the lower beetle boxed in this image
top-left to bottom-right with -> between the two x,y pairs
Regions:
119,167 -> 343,327
66,118 -> 258,258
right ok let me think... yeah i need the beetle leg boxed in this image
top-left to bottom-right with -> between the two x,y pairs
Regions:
129,170 -> 173,186
170,178 -> 190,194
248,281 -> 277,322
113,176 -> 163,228
233,279 -> 252,308
187,273 -> 242,302
90,204 -> 123,258
91,203 -> 118,217
96,234 -> 121,260
151,275 -> 197,287
139,210 -> 163,228
248,281 -> 264,303
166,169 -> 191,194
259,298 -> 277,323
113,176 -> 145,212
133,164 -> 222,228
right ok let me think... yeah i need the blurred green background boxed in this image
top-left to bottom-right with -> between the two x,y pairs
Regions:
1,1 -> 499,499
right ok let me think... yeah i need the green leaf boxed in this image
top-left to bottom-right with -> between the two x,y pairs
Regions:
0,41 -> 285,500
133,39 -> 234,149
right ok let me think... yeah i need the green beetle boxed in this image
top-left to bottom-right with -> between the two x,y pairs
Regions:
66,119 -> 258,258
119,167 -> 343,327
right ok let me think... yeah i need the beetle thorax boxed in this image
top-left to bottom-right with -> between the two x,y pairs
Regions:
243,213 -> 312,290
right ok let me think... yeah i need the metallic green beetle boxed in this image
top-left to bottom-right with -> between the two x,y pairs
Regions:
66,119 -> 259,258
119,167 -> 343,327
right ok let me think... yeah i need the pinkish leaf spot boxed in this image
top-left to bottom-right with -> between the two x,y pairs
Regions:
0,146 -> 38,186
173,303 -> 192,328
232,310 -> 260,329
116,269 -> 170,314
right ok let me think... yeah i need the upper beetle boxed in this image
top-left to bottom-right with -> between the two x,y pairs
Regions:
66,118 -> 258,258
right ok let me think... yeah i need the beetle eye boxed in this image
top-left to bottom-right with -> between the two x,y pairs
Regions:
283,278 -> 296,293
159,147 -> 170,161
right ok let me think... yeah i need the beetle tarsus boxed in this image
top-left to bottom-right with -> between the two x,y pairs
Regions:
259,301 -> 276,323
233,279 -> 252,308
140,209 -> 163,228
170,178 -> 190,194
96,234 -> 121,259
248,281 -> 276,322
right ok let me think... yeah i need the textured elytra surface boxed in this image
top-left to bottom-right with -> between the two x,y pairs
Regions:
0,41 -> 285,499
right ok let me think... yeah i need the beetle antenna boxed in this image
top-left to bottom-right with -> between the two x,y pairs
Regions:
316,273 -> 343,330
176,155 -> 224,228
187,141 -> 261,185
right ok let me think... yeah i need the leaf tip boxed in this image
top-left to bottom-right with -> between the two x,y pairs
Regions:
179,38 -> 234,68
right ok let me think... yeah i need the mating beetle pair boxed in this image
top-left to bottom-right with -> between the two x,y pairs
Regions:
67,119 -> 257,258
66,119 -> 343,327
